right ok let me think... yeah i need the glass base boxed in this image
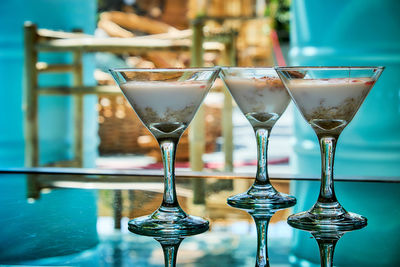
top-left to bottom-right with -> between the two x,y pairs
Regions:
227,184 -> 296,210
288,207 -> 367,232
128,206 -> 209,237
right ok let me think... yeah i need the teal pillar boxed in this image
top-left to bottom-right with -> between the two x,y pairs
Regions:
0,0 -> 99,262
289,1 -> 400,266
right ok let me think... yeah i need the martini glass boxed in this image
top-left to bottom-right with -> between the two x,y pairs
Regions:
275,66 -> 384,231
110,67 -> 220,236
220,67 -> 296,209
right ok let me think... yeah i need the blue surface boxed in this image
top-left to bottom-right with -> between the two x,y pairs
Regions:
0,175 -> 99,262
289,0 -> 400,266
15,218 -> 293,267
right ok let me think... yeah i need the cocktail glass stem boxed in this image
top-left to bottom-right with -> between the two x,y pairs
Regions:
319,136 -> 338,203
160,139 -> 179,208
228,125 -> 295,209
315,237 -> 338,267
128,135 -> 208,236
250,211 -> 274,267
311,135 -> 344,214
156,237 -> 183,267
286,133 -> 366,230
254,127 -> 272,186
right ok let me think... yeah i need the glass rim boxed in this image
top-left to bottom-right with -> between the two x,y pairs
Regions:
274,66 -> 385,71
221,66 -> 275,70
109,66 -> 220,73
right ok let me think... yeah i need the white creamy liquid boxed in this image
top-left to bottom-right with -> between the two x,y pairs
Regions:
287,78 -> 374,122
224,77 -> 290,116
120,80 -> 208,125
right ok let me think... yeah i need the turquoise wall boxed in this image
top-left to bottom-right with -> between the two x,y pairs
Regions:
0,0 -> 99,262
0,0 -> 99,167
290,0 -> 400,176
289,1 -> 400,266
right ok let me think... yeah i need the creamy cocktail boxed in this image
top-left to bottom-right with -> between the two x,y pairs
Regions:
224,76 -> 290,127
121,80 -> 209,139
286,77 -> 375,135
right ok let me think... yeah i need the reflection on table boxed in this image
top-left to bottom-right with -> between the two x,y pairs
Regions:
0,168 -> 399,266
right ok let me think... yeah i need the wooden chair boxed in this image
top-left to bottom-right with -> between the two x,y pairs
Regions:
23,21 -> 235,169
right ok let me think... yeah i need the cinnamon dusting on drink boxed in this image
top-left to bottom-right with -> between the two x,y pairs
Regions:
254,76 -> 285,91
365,80 -> 374,85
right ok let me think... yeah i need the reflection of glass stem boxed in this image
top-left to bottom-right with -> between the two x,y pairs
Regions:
315,237 -> 339,267
254,127 -> 272,186
156,237 -> 183,267
250,211 -> 274,267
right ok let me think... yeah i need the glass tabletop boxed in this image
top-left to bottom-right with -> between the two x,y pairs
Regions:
0,167 -> 399,266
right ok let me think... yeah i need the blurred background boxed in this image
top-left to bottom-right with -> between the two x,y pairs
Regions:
94,0 -> 292,174
0,0 -> 399,266
0,0 -> 293,172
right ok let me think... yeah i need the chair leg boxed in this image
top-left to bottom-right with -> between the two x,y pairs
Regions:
113,190 -> 123,230
73,51 -> 84,167
23,22 -> 39,167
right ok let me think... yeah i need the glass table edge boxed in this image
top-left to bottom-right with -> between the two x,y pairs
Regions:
0,167 -> 398,183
